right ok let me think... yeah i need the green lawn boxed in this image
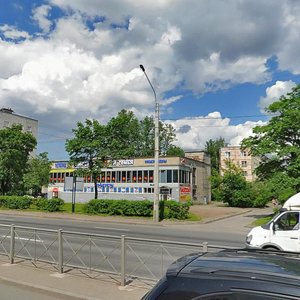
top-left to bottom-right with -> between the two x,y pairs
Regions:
252,215 -> 273,227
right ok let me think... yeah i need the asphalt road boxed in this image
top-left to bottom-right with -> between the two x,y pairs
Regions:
0,213 -> 247,247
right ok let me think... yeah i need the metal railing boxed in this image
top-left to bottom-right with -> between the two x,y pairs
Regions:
0,224 -> 234,286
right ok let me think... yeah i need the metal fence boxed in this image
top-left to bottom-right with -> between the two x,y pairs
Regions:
0,224 -> 233,286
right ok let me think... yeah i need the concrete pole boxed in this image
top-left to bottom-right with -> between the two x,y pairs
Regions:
140,65 -> 160,222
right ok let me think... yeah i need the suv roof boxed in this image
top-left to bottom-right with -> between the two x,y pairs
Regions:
142,249 -> 300,300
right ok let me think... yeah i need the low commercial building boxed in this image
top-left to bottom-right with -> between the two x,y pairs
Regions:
48,154 -> 211,204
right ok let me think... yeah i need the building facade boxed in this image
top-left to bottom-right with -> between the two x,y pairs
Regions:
0,108 -> 38,155
219,146 -> 260,181
48,154 -> 211,204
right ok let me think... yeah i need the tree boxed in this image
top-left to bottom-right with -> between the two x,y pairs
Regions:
242,85 -> 300,189
219,160 -> 252,207
166,145 -> 185,156
160,123 -> 177,155
23,152 -> 51,196
205,138 -> 225,201
205,138 -> 225,172
106,109 -> 140,159
65,119 -> 108,199
138,116 -> 155,157
0,124 -> 36,195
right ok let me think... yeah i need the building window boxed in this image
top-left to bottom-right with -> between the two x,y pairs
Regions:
224,151 -> 231,158
173,170 -> 178,183
243,171 -> 248,176
149,170 -> 153,183
160,170 -> 167,183
167,170 -> 172,183
240,150 -> 247,157
241,161 -> 247,167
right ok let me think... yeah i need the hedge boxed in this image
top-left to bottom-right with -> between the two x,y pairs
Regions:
0,196 -> 33,209
84,199 -> 153,217
84,199 -> 191,220
36,198 -> 65,212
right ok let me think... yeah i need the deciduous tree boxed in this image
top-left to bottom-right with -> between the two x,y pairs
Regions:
0,124 -> 36,195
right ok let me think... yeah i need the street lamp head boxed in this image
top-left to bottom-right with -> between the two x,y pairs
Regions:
139,64 -> 145,72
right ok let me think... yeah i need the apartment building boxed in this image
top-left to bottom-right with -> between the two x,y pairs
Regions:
0,107 -> 38,156
220,146 -> 260,181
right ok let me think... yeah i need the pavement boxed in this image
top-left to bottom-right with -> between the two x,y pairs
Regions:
0,202 -> 274,299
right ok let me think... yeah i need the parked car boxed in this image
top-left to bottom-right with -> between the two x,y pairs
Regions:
141,249 -> 300,300
246,209 -> 300,252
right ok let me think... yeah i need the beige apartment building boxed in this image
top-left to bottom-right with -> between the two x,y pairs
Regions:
0,107 -> 38,156
220,146 -> 260,181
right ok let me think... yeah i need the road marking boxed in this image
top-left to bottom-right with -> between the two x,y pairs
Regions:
94,227 -> 130,232
0,235 -> 43,243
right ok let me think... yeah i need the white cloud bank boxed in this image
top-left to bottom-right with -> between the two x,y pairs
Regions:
0,0 -> 300,158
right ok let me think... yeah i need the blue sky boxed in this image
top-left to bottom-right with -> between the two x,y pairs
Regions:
1,0 -> 300,160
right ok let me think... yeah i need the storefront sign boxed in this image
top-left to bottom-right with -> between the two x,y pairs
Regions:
180,187 -> 191,193
180,186 -> 191,202
54,162 -> 68,169
144,159 -> 167,164
97,183 -> 114,188
111,159 -> 134,166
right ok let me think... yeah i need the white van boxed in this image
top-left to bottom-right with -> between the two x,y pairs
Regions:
245,210 -> 300,252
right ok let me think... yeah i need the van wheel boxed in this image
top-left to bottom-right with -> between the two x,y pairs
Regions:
263,246 -> 279,251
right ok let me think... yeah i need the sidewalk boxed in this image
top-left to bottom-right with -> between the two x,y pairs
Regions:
0,260 -> 149,300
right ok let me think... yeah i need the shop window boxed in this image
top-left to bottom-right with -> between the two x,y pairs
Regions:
133,170 -> 137,182
111,171 -> 116,182
122,171 -> 126,182
127,171 -> 131,182
149,170 -> 153,183
117,171 -> 121,183
144,170 -> 149,182
167,170 -> 172,183
173,170 -> 178,183
101,172 -> 105,182
160,170 -> 167,183
106,171 -> 111,182
138,170 -> 143,182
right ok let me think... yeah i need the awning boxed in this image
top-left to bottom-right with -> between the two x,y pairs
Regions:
52,187 -> 59,192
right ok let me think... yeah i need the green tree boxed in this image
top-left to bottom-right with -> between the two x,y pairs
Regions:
160,123 -> 176,155
205,138 -> 225,172
242,85 -> 300,190
137,116 -> 154,157
0,124 -> 36,195
205,138 -> 225,201
166,145 -> 185,156
23,152 -> 51,196
106,109 -> 140,158
219,160 -> 252,207
65,119 -> 108,199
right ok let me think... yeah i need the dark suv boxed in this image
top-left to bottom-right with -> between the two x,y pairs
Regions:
142,249 -> 300,300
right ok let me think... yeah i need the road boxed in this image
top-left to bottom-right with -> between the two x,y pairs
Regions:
0,213 -> 248,247
0,213 -> 252,280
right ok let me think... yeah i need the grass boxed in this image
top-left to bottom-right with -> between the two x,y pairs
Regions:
61,203 -> 86,214
187,213 -> 201,222
252,215 -> 273,227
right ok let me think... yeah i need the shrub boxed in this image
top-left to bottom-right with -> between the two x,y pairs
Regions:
0,196 -> 33,209
84,199 -> 153,217
163,201 -> 191,220
36,198 -> 64,212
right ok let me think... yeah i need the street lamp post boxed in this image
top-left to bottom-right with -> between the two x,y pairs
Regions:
140,64 -> 160,222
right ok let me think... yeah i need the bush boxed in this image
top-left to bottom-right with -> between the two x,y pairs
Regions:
163,201 -> 191,220
84,199 -> 153,217
36,198 -> 64,212
0,196 -> 33,209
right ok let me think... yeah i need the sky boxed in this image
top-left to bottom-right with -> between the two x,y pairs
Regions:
1,0 -> 300,160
